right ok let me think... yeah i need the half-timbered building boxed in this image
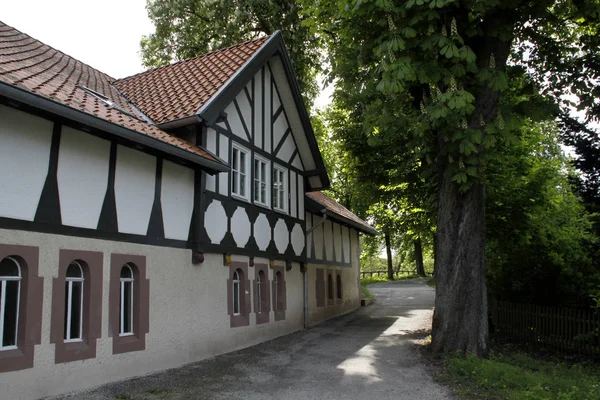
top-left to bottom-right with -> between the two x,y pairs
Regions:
0,20 -> 376,399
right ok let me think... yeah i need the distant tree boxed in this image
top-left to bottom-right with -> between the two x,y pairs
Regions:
141,0 -> 323,107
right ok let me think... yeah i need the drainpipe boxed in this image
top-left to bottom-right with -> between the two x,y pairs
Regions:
303,208 -> 327,328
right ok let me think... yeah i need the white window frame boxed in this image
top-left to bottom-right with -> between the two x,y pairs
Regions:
253,155 -> 270,207
231,143 -> 250,201
119,264 -> 134,337
0,257 -> 21,351
64,261 -> 84,343
232,270 -> 241,316
273,164 -> 288,213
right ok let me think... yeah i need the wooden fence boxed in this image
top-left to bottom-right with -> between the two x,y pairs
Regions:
489,298 -> 600,356
360,269 -> 424,278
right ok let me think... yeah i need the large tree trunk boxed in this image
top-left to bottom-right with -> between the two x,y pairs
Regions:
385,232 -> 394,280
431,177 -> 488,357
414,237 -> 425,277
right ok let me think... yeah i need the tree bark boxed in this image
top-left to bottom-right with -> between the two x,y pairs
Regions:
414,237 -> 425,277
385,232 -> 394,280
431,177 -> 488,357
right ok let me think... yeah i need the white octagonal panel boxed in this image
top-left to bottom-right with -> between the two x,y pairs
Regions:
291,223 -> 305,256
274,219 -> 289,253
205,200 -> 227,244
231,207 -> 251,247
254,213 -> 271,251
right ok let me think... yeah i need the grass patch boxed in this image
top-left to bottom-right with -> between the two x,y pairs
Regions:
434,348 -> 600,400
114,395 -> 131,400
360,275 -> 388,299
146,387 -> 169,395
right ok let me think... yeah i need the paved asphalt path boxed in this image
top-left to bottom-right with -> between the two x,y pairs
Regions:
53,279 -> 452,400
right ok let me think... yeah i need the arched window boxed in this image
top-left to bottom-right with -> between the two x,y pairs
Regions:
120,264 -> 134,336
0,257 -> 21,350
273,272 -> 280,312
336,274 -> 342,300
327,273 -> 334,301
64,261 -> 84,342
233,269 -> 241,316
257,270 -> 265,314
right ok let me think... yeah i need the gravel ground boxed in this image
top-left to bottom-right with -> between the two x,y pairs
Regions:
50,278 -> 451,400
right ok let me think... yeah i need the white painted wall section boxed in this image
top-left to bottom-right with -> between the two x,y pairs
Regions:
297,178 -> 304,220
313,220 -> 323,259
205,200 -> 227,244
225,102 -> 247,141
254,213 -> 271,251
274,219 -> 289,253
273,114 -> 287,149
114,145 -> 156,235
306,212 -> 313,258
253,70 -> 263,149
236,90 -> 252,137
218,135 -> 229,196
276,134 -> 296,163
334,222 -> 342,262
290,172 -> 297,219
161,161 -> 195,241
291,154 -> 303,171
264,67 -> 272,153
342,226 -> 351,263
291,223 -> 304,256
57,127 -> 110,229
231,207 -> 251,247
324,220 -> 334,261
0,105 -> 52,221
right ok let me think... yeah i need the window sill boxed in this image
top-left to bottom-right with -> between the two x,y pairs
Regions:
273,207 -> 289,215
254,201 -> 271,210
231,193 -> 251,204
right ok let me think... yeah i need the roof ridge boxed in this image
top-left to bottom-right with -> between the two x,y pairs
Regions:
0,20 -> 117,82
114,34 -> 271,84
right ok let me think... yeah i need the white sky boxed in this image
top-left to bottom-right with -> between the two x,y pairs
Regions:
0,0 -> 154,79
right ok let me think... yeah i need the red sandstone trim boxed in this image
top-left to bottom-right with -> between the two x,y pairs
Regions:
336,270 -> 343,305
109,254 -> 149,354
0,244 -> 43,373
254,263 -> 270,325
227,261 -> 250,327
272,265 -> 286,321
50,250 -> 103,363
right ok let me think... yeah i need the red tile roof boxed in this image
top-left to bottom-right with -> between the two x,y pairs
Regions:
306,192 -> 378,235
113,37 -> 269,124
0,21 -> 220,164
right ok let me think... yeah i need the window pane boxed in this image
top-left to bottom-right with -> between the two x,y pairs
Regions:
123,282 -> 133,333
254,178 -> 260,202
66,262 -> 82,278
0,258 -> 19,277
233,281 -> 240,315
232,171 -> 238,194
2,280 -> 19,347
261,183 -> 266,203
240,152 -> 246,173
240,172 -> 245,196
70,282 -> 83,339
120,265 -> 133,279
232,148 -> 238,171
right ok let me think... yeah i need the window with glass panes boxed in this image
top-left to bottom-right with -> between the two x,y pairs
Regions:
273,166 -> 287,212
232,145 -> 249,199
253,156 -> 269,206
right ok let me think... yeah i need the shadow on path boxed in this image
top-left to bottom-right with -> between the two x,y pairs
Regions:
53,279 -> 451,400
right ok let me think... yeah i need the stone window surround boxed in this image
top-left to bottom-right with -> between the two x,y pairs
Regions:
0,244 -> 43,373
315,268 -> 325,308
254,263 -> 270,324
336,270 -> 343,305
227,261 -> 250,327
327,272 -> 334,306
272,265 -> 286,321
50,249 -> 103,364
109,254 -> 149,355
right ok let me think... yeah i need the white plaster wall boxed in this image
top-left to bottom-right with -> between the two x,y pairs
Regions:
342,226 -> 351,263
218,135 -> 229,196
297,179 -> 304,220
290,172 -> 297,219
161,161 -> 194,241
264,67 -> 272,153
272,113 -> 287,148
313,220 -> 323,260
276,134 -> 295,164
305,213 -> 313,258
205,200 -> 227,244
334,223 -> 343,263
291,154 -> 303,171
231,207 -> 251,247
57,127 -> 111,229
114,145 -> 156,235
324,220 -> 334,262
0,229 -> 304,400
224,101 -> 247,141
205,129 -> 217,192
253,70 -> 263,150
237,89 -> 252,135
253,213 -> 271,251
0,105 -> 52,221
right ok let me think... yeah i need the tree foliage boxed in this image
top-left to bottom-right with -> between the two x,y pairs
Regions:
141,0 -> 322,106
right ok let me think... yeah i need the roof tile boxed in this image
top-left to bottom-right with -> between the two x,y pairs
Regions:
113,36 -> 268,124
0,20 -> 221,164
306,192 -> 377,235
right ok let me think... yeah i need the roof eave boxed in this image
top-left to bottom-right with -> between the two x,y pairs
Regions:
195,32 -> 330,190
305,195 -> 379,236
0,82 -> 230,173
